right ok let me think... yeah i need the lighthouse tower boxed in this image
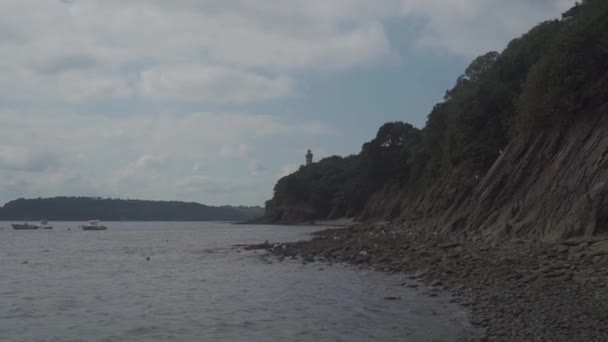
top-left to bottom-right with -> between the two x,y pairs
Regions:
305,149 -> 313,166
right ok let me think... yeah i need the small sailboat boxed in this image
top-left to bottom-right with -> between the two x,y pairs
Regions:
80,220 -> 108,231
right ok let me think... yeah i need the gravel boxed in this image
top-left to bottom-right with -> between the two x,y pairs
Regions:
246,222 -> 608,341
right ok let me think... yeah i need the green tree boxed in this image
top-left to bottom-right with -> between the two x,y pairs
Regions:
517,0 -> 608,131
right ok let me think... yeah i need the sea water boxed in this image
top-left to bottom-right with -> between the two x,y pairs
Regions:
0,222 -> 473,341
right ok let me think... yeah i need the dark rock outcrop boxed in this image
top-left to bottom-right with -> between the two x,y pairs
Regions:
256,201 -> 317,224
407,109 -> 608,242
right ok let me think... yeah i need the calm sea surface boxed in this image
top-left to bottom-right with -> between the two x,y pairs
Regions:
0,222 -> 473,341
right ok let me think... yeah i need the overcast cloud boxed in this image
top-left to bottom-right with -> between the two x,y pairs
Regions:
0,0 -> 575,205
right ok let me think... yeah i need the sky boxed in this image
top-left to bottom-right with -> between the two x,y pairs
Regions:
0,0 -> 577,206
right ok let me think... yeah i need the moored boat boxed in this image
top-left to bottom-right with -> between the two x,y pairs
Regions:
80,220 -> 108,231
12,220 -> 53,230
12,223 -> 39,230
38,220 -> 53,229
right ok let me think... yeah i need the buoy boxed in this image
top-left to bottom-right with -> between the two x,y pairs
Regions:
146,257 -> 150,261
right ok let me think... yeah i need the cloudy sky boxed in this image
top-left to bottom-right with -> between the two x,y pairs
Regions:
0,0 -> 576,206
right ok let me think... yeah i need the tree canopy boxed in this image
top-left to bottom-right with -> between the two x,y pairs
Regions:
264,0 -> 608,222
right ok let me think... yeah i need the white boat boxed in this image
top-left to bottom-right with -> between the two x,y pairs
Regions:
38,220 -> 53,229
80,220 -> 108,231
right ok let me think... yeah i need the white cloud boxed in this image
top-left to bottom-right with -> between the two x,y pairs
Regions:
0,0 -> 576,105
174,175 -> 250,195
139,65 -> 293,103
219,144 -> 251,159
399,0 -> 576,57
248,160 -> 265,176
0,146 -> 61,172
0,0 -> 399,105
174,175 -> 211,191
0,109 -> 335,204
114,154 -> 168,186
204,20 -> 393,70
0,68 -> 133,103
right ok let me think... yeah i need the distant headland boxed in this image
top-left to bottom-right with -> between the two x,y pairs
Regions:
0,197 -> 264,222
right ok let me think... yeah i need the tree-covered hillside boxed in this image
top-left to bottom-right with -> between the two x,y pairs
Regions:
0,197 -> 264,222
263,0 -> 608,223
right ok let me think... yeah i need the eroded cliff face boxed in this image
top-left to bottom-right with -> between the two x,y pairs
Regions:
356,109 -> 608,242
357,161 -> 479,224
355,184 -> 405,222
418,109 -> 608,242
259,199 -> 317,224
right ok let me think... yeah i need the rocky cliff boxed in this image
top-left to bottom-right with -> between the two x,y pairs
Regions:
263,106 -> 608,242
413,107 -> 608,242
259,0 -> 608,242
260,200 -> 317,224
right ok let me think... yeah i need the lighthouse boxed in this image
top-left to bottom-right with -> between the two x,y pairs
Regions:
305,149 -> 313,166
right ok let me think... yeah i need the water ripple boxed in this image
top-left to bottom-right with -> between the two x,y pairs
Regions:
0,222 -> 474,341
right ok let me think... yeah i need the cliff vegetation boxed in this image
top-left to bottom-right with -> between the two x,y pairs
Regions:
262,0 -> 608,241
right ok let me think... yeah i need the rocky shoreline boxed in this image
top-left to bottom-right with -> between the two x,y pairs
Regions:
246,222 -> 608,341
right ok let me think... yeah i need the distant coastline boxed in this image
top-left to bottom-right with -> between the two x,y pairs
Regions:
0,197 -> 264,222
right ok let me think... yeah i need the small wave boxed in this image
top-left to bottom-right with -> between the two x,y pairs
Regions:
125,325 -> 164,336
